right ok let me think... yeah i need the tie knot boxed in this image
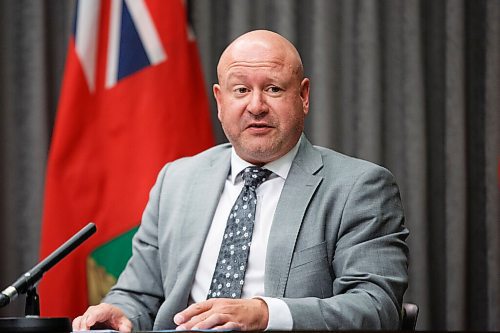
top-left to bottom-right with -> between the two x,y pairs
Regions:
241,167 -> 272,189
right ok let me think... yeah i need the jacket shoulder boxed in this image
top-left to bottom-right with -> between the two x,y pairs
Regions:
313,145 -> 395,180
166,143 -> 229,167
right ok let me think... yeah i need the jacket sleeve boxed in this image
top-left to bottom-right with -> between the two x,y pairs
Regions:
102,164 -> 170,331
282,166 -> 409,330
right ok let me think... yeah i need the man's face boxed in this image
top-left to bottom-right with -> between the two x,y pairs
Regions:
214,46 -> 309,165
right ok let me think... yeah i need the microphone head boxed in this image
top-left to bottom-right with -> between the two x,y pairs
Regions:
0,293 -> 10,307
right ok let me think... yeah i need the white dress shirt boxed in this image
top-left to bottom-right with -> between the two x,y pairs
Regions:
189,140 -> 301,330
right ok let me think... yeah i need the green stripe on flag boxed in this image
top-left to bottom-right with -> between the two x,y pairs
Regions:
87,226 -> 139,304
90,226 -> 139,278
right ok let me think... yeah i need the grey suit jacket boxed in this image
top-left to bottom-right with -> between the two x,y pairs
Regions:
104,135 -> 409,330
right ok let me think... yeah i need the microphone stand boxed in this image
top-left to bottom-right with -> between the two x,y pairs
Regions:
25,285 -> 40,316
0,222 -> 96,332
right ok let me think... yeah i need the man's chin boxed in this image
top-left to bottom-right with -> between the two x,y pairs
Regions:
236,144 -> 281,165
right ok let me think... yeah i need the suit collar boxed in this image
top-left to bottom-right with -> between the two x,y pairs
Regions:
264,135 -> 324,297
292,134 -> 324,175
177,137 -> 324,300
176,146 -> 231,304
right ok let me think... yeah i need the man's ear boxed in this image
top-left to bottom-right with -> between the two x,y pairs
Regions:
300,78 -> 310,115
213,84 -> 222,119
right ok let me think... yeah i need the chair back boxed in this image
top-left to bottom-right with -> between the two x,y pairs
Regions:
402,302 -> 419,331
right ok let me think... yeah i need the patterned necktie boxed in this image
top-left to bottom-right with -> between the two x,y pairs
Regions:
207,166 -> 273,299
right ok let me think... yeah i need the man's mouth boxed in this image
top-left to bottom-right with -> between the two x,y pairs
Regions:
246,122 -> 273,129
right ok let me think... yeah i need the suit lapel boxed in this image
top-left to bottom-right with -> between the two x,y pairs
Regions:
264,137 -> 323,297
176,147 -> 231,301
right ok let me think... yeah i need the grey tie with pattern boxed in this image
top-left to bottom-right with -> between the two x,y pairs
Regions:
207,166 -> 273,299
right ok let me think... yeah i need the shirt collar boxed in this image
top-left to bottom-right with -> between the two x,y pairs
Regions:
229,137 -> 301,184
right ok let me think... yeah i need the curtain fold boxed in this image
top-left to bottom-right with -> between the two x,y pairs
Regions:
485,3 -> 500,331
444,1 -> 467,329
0,0 -> 74,317
1,0 -> 498,330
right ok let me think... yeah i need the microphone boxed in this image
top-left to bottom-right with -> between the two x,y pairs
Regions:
0,222 -> 96,308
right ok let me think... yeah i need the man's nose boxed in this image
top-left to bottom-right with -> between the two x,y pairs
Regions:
247,91 -> 268,115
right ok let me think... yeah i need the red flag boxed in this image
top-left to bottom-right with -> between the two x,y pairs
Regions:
39,0 -> 214,318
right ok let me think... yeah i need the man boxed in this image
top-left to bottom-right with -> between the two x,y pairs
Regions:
73,30 -> 409,331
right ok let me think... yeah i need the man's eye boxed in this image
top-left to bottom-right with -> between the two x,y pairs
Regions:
268,86 -> 281,93
235,87 -> 248,94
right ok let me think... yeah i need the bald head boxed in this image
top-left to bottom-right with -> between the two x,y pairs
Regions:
213,29 -> 310,165
217,30 -> 304,84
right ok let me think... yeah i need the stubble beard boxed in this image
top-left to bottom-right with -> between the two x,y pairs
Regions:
225,125 -> 302,165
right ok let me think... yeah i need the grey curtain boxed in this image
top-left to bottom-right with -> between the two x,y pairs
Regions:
0,0 -> 498,330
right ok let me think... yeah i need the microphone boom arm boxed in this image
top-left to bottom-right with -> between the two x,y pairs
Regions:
0,222 -> 96,310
